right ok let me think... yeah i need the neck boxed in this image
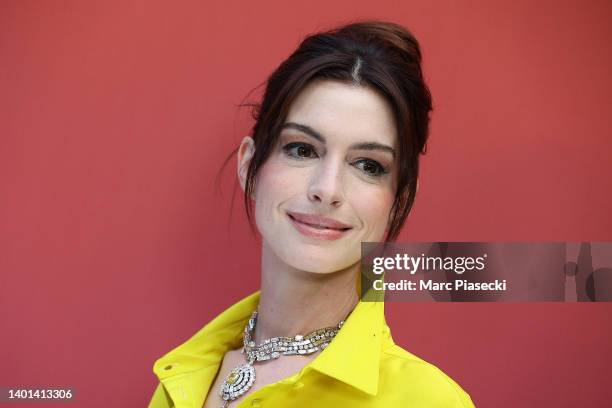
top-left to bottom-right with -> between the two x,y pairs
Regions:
254,239 -> 360,343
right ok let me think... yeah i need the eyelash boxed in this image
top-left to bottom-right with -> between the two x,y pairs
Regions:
282,142 -> 390,178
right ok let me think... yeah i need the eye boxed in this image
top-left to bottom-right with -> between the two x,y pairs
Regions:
353,159 -> 389,178
282,142 -> 318,160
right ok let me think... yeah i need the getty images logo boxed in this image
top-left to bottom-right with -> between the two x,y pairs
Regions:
372,253 -> 488,275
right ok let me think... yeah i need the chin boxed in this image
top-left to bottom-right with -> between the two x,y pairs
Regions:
281,248 -> 360,274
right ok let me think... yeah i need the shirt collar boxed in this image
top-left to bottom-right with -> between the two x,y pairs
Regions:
153,291 -> 390,398
308,296 -> 387,395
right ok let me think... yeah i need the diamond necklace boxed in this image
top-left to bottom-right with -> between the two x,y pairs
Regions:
218,310 -> 344,407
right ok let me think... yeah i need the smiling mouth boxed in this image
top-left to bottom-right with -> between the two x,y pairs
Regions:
287,214 -> 352,231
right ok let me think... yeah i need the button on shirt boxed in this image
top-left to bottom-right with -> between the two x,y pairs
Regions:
148,291 -> 475,408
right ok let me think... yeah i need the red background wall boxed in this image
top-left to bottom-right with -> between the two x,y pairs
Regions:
1,1 -> 611,407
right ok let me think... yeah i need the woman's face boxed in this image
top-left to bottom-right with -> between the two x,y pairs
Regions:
239,79 -> 398,274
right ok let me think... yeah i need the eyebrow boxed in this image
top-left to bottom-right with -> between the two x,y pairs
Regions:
280,122 -> 396,158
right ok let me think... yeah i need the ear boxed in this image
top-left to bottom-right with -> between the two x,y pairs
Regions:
237,136 -> 255,193
416,179 -> 420,194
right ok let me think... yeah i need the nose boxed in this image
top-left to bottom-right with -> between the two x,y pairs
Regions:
307,157 -> 344,207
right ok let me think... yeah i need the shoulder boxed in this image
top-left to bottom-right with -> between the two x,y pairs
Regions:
378,344 -> 475,407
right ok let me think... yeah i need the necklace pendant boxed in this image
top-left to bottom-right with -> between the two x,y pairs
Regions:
219,363 -> 256,403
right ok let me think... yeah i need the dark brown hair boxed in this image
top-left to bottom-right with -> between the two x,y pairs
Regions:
224,20 -> 432,242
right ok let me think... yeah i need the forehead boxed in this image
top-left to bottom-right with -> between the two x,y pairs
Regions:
284,79 -> 397,148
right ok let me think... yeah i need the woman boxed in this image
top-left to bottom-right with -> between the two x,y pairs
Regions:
148,20 -> 474,408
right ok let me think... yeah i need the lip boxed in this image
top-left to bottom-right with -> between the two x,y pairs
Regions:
286,211 -> 352,241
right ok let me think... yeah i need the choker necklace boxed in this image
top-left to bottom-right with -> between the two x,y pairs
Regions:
218,311 -> 344,407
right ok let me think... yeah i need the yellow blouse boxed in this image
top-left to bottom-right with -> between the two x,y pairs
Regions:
148,291 -> 475,408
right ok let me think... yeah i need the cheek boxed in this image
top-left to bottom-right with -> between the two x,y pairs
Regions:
352,186 -> 395,232
253,160 -> 299,222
